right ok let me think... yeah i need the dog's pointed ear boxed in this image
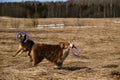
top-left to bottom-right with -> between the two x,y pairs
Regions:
59,42 -> 71,49
18,34 -> 22,38
23,34 -> 26,38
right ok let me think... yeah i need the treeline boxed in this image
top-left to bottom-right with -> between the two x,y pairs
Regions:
0,0 -> 120,18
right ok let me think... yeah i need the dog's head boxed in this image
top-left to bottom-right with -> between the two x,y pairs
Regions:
18,33 -> 26,43
59,42 -> 75,49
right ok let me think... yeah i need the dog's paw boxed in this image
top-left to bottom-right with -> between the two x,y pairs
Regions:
54,66 -> 62,69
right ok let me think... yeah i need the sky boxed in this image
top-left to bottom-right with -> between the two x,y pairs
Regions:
0,0 -> 67,2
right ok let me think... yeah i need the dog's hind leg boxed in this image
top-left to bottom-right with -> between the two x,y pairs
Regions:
31,51 -> 44,66
32,56 -> 44,66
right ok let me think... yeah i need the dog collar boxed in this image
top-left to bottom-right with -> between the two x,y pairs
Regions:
16,32 -> 29,43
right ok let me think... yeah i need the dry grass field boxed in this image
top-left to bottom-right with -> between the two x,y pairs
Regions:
0,17 -> 120,28
0,17 -> 120,80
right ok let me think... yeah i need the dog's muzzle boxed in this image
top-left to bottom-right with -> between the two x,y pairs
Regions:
70,43 -> 76,48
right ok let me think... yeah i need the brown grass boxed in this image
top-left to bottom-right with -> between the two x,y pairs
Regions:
0,17 -> 120,80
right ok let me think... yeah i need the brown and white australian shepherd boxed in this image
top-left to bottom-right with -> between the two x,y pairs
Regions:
31,42 -> 74,69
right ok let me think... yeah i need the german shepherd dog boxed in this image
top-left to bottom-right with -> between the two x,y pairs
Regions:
13,33 -> 75,69
13,33 -> 35,62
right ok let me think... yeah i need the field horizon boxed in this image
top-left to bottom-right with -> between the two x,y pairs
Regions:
0,17 -> 120,28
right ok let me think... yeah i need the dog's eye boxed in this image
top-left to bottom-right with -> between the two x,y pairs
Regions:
18,35 -> 22,38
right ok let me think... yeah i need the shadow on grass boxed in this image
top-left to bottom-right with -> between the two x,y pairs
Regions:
110,70 -> 120,80
62,66 -> 92,72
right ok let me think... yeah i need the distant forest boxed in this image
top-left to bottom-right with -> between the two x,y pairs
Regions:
0,0 -> 120,18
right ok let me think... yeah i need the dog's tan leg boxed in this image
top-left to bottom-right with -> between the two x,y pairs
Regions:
13,48 -> 22,57
17,50 -> 26,56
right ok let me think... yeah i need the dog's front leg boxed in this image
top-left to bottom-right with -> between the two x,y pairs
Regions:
17,50 -> 26,56
61,49 -> 70,63
13,48 -> 22,57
